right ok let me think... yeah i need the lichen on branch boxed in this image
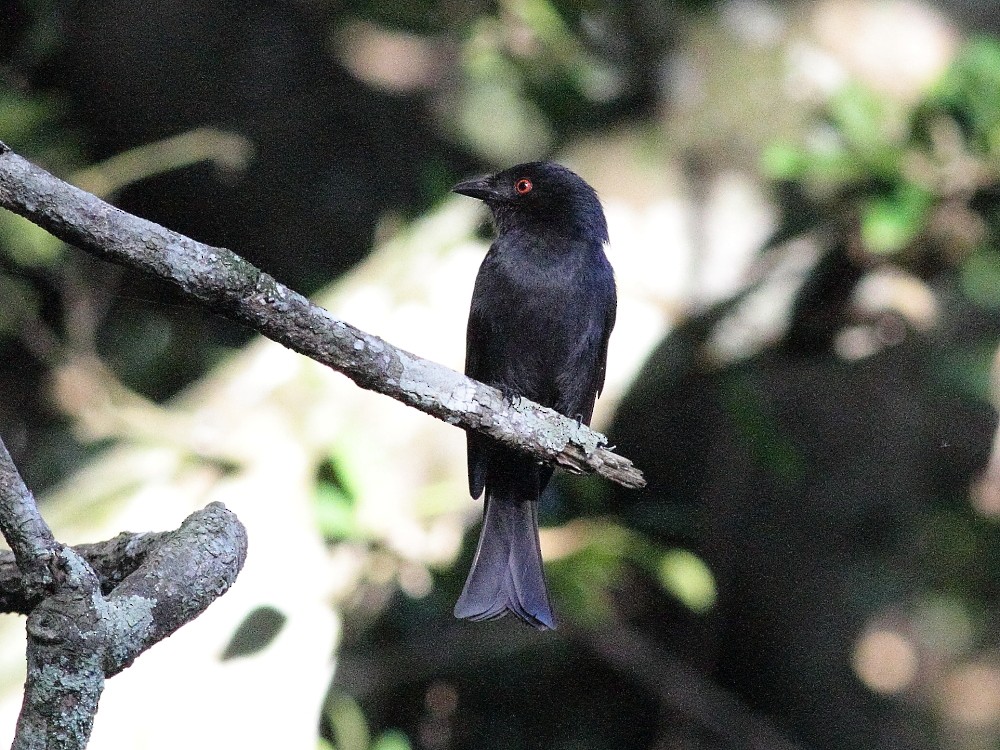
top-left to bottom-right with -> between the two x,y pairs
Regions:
0,142 -> 645,490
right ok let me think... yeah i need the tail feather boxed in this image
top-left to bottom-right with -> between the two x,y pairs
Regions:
454,481 -> 555,630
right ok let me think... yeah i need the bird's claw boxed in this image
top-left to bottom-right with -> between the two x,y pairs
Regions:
500,385 -> 521,406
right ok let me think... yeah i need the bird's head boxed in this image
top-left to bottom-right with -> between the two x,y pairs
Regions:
452,161 -> 608,243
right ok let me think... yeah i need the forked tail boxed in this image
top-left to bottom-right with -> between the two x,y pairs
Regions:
454,482 -> 555,630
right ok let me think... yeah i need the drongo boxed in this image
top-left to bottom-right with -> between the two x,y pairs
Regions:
452,162 -> 617,629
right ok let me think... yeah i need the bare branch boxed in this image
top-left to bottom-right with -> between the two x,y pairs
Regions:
101,502 -> 248,677
0,143 -> 645,490
0,506 -> 246,619
0,528 -> 171,615
0,429 -> 247,750
15,547 -> 105,750
0,438 -> 56,591
7,501 -> 246,750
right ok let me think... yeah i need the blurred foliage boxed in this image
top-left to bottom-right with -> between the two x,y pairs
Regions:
765,38 -> 1000,268
7,1 -> 1000,749
545,519 -> 717,624
0,90 -> 78,268
0,90 -> 82,167
600,29 -> 1000,750
656,547 -> 716,613
315,449 -> 368,543
340,0 -> 672,160
720,368 -> 807,483
321,692 -> 413,750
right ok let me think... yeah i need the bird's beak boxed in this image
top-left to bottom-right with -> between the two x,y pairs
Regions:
451,174 -> 495,201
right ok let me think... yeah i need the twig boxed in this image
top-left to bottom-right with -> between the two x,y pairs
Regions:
0,143 -> 646,490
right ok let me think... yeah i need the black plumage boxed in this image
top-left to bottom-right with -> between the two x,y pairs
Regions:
451,161 -> 617,629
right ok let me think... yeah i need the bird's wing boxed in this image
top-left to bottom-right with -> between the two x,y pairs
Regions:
595,282 -> 617,396
465,289 -> 491,500
555,272 -> 616,425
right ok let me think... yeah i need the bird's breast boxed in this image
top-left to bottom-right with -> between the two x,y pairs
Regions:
471,237 -> 604,404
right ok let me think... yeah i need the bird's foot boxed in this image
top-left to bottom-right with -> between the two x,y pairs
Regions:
499,385 -> 521,406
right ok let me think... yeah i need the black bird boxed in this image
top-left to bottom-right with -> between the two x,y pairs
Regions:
451,161 -> 617,629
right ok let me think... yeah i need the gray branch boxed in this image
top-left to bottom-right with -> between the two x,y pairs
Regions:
0,528 -> 171,615
0,433 -> 247,750
101,502 -> 247,677
0,440 -> 56,592
0,142 -> 645,490
15,547 -> 105,750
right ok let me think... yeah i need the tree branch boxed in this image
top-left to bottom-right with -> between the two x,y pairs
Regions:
100,502 -> 248,677
0,439 -> 57,591
15,546 -> 105,750
0,142 -> 645,490
0,432 -> 247,750
0,528 -> 168,615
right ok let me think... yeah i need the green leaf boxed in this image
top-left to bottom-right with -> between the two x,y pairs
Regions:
860,185 -> 932,254
828,83 -> 898,153
656,549 -> 716,613
761,142 -> 808,180
931,37 -> 1000,152
0,92 -> 57,146
314,482 -> 365,541
325,693 -> 370,750
508,0 -> 572,46
546,522 -> 631,625
371,731 -> 412,750
313,439 -> 370,541
0,212 -> 64,267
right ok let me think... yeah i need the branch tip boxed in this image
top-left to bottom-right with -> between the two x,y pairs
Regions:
0,144 -> 645,490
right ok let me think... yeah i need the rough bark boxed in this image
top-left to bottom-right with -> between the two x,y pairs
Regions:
0,431 -> 247,750
0,142 -> 645,490
0,529 -> 176,615
0,140 -> 643,748
0,441 -> 56,593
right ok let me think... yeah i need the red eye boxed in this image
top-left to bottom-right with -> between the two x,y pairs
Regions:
515,178 -> 533,195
